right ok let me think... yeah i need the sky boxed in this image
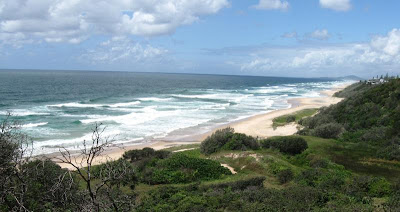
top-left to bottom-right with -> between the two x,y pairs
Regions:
0,0 -> 400,78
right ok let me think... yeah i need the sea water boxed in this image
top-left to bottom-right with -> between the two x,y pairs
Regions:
0,70 -> 349,155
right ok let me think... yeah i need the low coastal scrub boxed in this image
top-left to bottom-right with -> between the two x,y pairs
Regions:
141,153 -> 232,184
123,147 -> 171,163
298,79 -> 400,160
277,169 -> 294,184
272,108 -> 318,129
200,127 -> 259,155
261,136 -> 308,155
122,148 -> 231,184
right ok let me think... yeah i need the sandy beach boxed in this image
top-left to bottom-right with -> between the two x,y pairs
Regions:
50,82 -> 352,169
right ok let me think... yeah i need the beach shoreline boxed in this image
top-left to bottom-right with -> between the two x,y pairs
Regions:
46,82 -> 353,169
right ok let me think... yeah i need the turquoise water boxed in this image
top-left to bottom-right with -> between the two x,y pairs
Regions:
0,70 -> 348,154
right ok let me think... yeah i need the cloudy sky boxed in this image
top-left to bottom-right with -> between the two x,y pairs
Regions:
1,0 -> 399,78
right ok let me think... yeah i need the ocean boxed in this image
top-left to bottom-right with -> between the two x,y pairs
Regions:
0,70 -> 348,155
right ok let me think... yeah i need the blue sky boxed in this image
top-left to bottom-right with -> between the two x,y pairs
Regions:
1,0 -> 400,78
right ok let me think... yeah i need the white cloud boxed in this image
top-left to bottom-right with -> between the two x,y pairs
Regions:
320,0 -> 351,11
252,0 -> 289,11
309,29 -> 330,40
371,29 -> 400,56
0,0 -> 229,45
81,36 -> 168,64
239,29 -> 400,77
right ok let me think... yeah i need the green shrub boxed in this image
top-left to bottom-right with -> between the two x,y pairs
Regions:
376,140 -> 400,161
123,147 -> 171,162
277,169 -> 294,184
200,128 -> 259,155
369,177 -> 392,197
201,176 -> 266,191
309,156 -> 329,169
222,133 -> 259,151
312,123 -> 344,139
17,160 -> 80,211
144,153 -> 231,184
286,115 -> 296,123
261,136 -> 308,155
200,127 -> 235,155
91,159 -> 137,187
360,126 -> 388,142
346,176 -> 391,199
384,192 -> 400,211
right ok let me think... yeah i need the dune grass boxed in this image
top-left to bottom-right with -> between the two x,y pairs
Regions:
272,108 -> 318,129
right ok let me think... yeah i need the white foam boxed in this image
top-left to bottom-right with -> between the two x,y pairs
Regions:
109,101 -> 141,108
137,97 -> 173,102
0,109 -> 50,116
48,102 -> 103,108
172,94 -> 221,99
80,107 -> 179,126
22,122 -> 48,128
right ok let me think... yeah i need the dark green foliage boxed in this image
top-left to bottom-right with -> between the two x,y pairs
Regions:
136,183 -> 330,212
141,153 -> 231,184
296,163 -> 350,191
201,176 -> 266,191
123,147 -> 171,162
346,176 -> 392,200
334,82 -> 371,98
92,158 -> 137,188
384,192 -> 400,211
261,136 -> 308,155
123,147 -> 171,172
23,160 -> 80,210
200,127 -> 235,155
286,115 -> 296,123
2,160 -> 81,211
313,123 -> 344,139
222,133 -> 259,151
200,128 -> 259,155
376,138 -> 400,161
309,157 -> 329,168
299,79 -> 400,160
384,181 -> 400,211
277,169 -> 293,184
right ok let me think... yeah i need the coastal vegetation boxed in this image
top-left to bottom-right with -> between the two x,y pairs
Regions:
272,108 -> 318,129
200,127 -> 259,155
1,78 -> 400,211
298,78 -> 400,160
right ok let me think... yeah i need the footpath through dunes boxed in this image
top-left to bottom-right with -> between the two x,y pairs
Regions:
197,83 -> 351,139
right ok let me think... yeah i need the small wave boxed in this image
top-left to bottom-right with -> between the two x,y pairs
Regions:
0,110 -> 50,116
199,103 -> 230,110
109,101 -> 141,108
172,94 -> 221,99
80,107 -> 179,125
48,101 -> 141,109
48,102 -> 103,108
22,122 -> 48,128
137,97 -> 173,102
72,120 -> 82,125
